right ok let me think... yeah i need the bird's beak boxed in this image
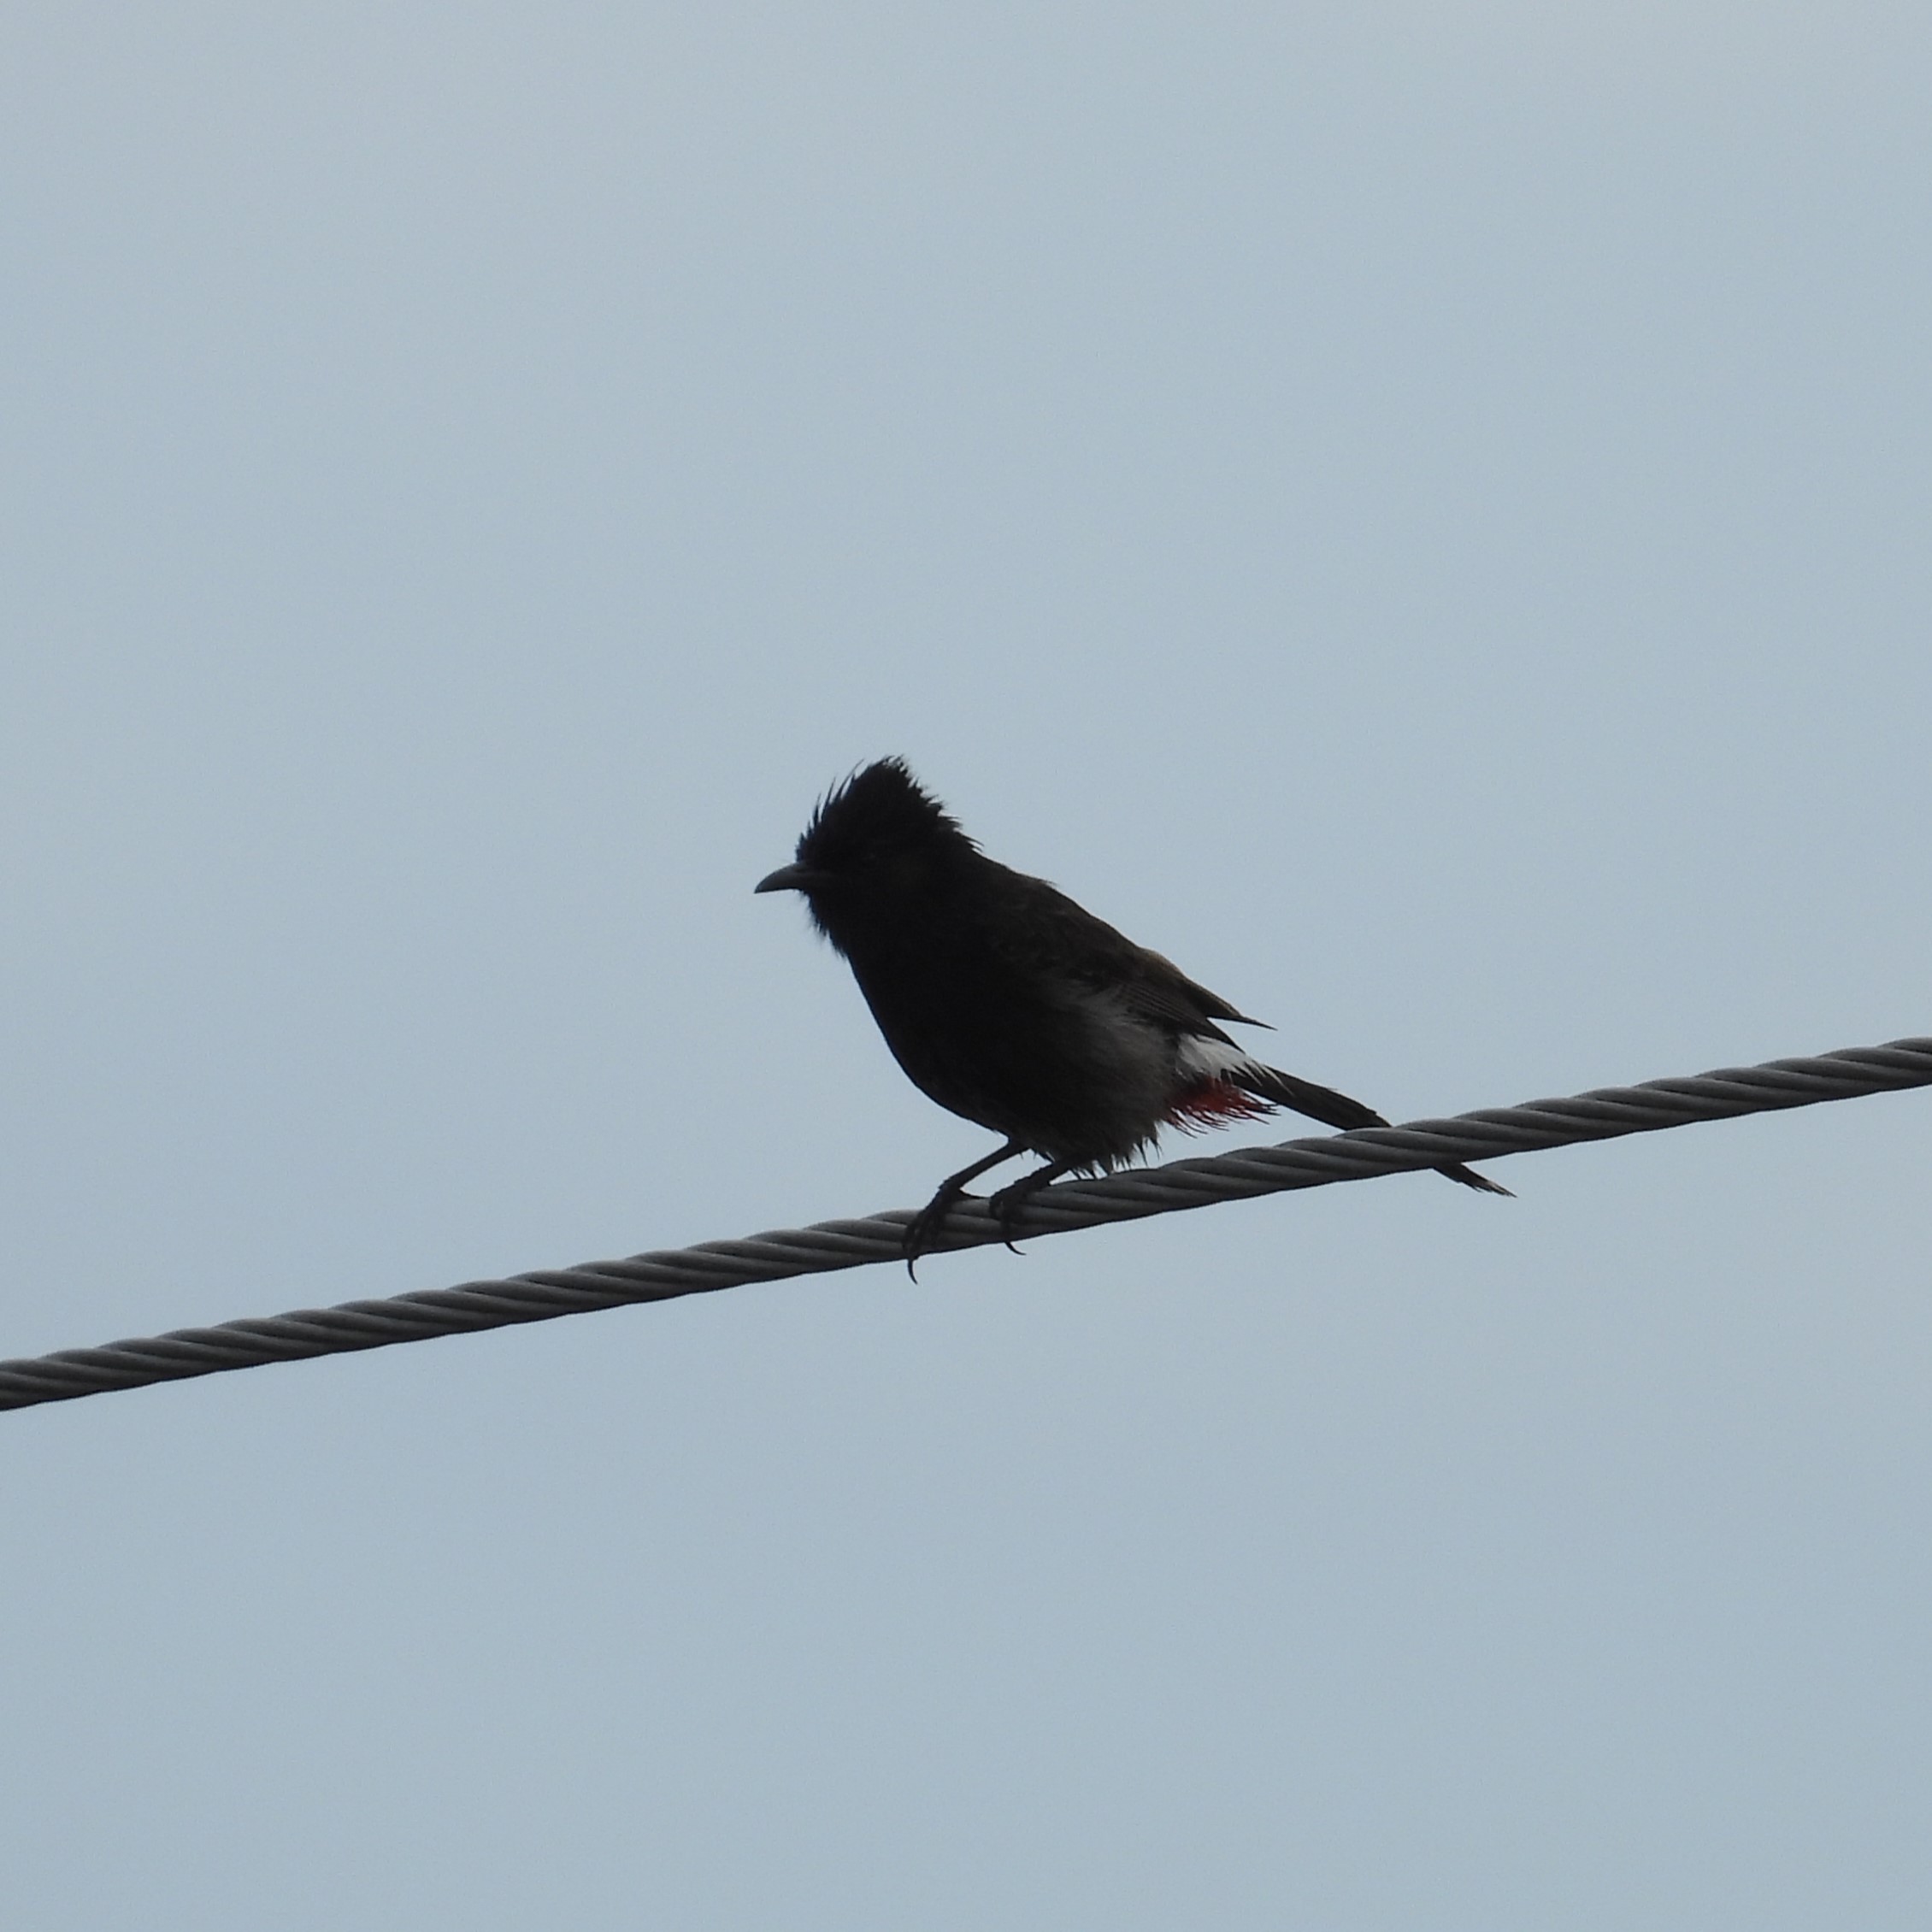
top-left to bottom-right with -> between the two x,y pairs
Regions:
755,862 -> 817,895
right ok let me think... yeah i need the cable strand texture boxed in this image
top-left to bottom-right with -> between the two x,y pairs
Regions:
3,1036 -> 1927,1413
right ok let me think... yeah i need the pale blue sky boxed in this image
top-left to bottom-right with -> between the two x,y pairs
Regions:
4,4 -> 1930,1925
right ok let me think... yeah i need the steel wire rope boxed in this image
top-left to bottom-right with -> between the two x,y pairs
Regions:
2,1035 -> 1927,1412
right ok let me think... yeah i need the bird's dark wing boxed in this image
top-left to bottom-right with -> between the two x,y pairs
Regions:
982,864 -> 1261,1037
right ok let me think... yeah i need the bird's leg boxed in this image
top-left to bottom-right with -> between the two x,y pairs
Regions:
987,1160 -> 1072,1252
903,1138 -> 1028,1276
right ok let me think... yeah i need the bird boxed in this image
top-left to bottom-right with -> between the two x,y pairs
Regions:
757,758 -> 1510,1267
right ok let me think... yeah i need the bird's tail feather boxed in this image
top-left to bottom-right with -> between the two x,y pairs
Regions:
1234,1064 -> 1513,1198
1234,1064 -> 1388,1133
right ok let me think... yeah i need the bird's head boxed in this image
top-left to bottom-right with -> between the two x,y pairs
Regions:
756,758 -> 975,925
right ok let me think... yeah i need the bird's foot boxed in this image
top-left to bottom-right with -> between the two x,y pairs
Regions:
986,1163 -> 1069,1252
901,1148 -> 1068,1275
902,1185 -> 969,1281
899,1138 -> 1034,1279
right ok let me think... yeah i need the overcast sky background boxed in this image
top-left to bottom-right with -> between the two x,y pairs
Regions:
4,3 -> 1931,1925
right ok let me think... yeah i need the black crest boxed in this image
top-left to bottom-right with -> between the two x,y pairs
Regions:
792,758 -> 976,882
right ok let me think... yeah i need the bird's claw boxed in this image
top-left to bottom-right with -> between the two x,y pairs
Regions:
987,1178 -> 1046,1253
901,1189 -> 968,1281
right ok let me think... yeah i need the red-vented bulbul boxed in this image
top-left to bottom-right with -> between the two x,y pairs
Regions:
757,758 -> 1510,1265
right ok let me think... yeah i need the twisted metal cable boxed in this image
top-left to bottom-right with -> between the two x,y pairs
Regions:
3,1035 -> 1927,1414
